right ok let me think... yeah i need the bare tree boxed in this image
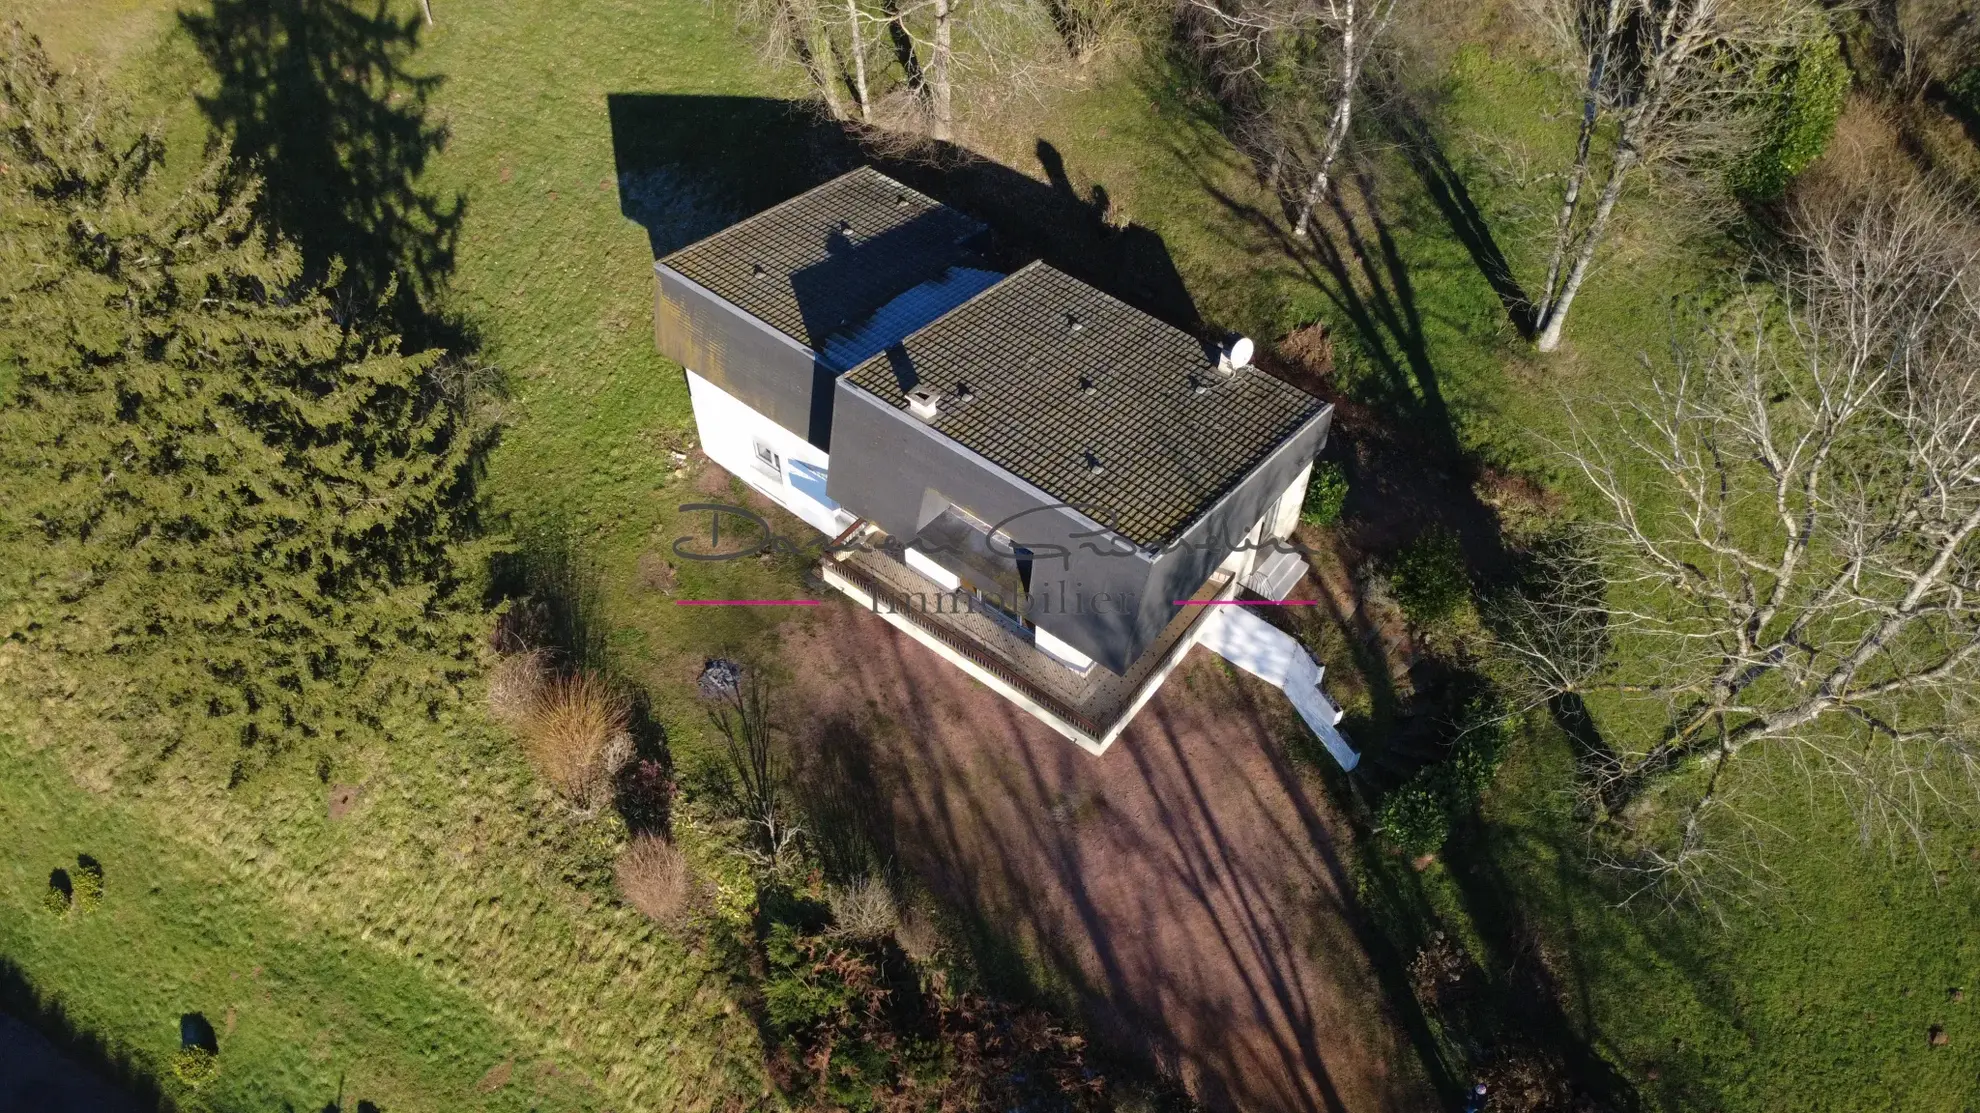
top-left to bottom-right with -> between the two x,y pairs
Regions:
730,0 -> 1065,137
1184,0 -> 1398,235
1496,179 -> 1980,896
881,0 -> 1071,138
733,0 -> 855,120
847,0 -> 875,121
708,670 -> 802,867
1523,0 -> 1826,352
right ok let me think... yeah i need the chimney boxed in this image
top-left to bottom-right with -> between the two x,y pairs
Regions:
905,386 -> 942,422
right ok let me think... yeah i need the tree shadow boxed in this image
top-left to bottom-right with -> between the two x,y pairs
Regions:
0,960 -> 159,1113
182,0 -> 466,348
1383,99 -> 1534,339
779,627 -> 1438,1113
604,94 -> 1200,331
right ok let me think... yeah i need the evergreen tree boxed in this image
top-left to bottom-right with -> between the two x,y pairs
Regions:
0,25 -> 488,772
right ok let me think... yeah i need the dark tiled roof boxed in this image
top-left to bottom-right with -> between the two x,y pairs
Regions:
660,167 -> 985,349
843,263 -> 1327,549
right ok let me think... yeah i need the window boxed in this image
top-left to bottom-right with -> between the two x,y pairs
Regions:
750,438 -> 782,482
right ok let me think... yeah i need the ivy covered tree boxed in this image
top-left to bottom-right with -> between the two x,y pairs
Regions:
0,25 -> 488,773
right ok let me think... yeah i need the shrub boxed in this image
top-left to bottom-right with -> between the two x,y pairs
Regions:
1442,694 -> 1511,803
1389,529 -> 1469,626
1734,33 -> 1850,201
615,757 -> 674,835
827,877 -> 900,942
614,834 -> 696,929
1951,67 -> 1980,123
520,671 -> 631,810
43,870 -> 71,916
487,649 -> 549,727
1300,461 -> 1350,527
172,1046 -> 219,1089
1378,777 -> 1451,857
71,856 -> 103,913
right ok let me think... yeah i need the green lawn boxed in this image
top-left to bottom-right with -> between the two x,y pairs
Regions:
10,1 -> 1980,1111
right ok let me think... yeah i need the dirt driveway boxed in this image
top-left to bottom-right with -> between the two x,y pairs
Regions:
778,601 -> 1434,1113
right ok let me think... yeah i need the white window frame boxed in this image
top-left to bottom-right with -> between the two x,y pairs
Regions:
750,438 -> 783,483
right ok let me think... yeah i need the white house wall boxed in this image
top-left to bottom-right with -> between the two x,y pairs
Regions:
686,369 -> 853,537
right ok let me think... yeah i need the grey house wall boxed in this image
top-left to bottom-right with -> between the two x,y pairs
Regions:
654,263 -> 840,448
829,381 -> 1335,673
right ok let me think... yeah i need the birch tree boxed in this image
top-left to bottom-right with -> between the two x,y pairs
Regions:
1524,0 -> 1826,352
1185,0 -> 1397,236
1495,180 -> 1980,895
735,0 -> 1058,138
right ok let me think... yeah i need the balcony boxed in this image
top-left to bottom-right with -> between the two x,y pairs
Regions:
821,536 -> 1234,750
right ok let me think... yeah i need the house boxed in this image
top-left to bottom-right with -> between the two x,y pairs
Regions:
654,167 -> 1351,758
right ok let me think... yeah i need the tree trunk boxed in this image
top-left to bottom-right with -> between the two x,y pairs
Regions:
1291,0 -> 1356,238
846,0 -> 871,121
1534,144 -> 1635,352
1537,0 -> 1618,324
419,0 -> 434,25
1292,93 -> 1352,237
883,0 -> 923,90
787,1 -> 850,121
929,0 -> 954,141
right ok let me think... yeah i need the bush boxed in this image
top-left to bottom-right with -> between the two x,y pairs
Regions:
1951,67 -> 1980,123
519,671 -> 631,810
615,757 -> 674,835
1734,33 -> 1850,200
614,834 -> 696,929
1300,461 -> 1350,527
71,856 -> 103,913
1389,529 -> 1469,626
1378,777 -> 1452,857
487,649 -> 549,727
43,870 -> 71,916
1442,694 -> 1511,802
172,1046 -> 219,1089
827,877 -> 900,942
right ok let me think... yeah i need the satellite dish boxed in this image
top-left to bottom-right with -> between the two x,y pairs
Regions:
1228,336 -> 1255,369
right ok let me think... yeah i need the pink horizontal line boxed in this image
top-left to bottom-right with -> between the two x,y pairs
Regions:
1174,599 -> 1323,606
674,599 -> 821,606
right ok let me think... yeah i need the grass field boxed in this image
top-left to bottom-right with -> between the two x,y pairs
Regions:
8,0 -> 1980,1110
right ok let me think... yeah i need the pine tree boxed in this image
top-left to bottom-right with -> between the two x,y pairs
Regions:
0,24 -> 488,772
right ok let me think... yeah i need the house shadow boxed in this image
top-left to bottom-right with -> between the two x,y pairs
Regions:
604,94 -> 1200,332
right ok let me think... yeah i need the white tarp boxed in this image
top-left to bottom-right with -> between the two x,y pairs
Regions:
1195,606 -> 1359,771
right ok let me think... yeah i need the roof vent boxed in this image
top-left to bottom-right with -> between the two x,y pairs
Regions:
1083,451 -> 1106,476
838,218 -> 854,233
955,381 -> 975,402
1066,312 -> 1084,333
894,192 -> 910,208
1216,336 -> 1255,378
905,386 -> 942,422
751,262 -> 767,279
1190,376 -> 1209,395
1079,376 -> 1097,396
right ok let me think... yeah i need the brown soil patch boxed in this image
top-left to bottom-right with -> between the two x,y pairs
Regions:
779,601 -> 1433,1113
475,1058 -> 514,1094
326,783 -> 363,822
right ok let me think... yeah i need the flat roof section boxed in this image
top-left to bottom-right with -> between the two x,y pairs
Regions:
841,263 -> 1328,549
660,166 -> 987,349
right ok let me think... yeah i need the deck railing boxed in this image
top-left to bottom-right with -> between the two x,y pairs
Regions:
826,558 -> 1107,738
